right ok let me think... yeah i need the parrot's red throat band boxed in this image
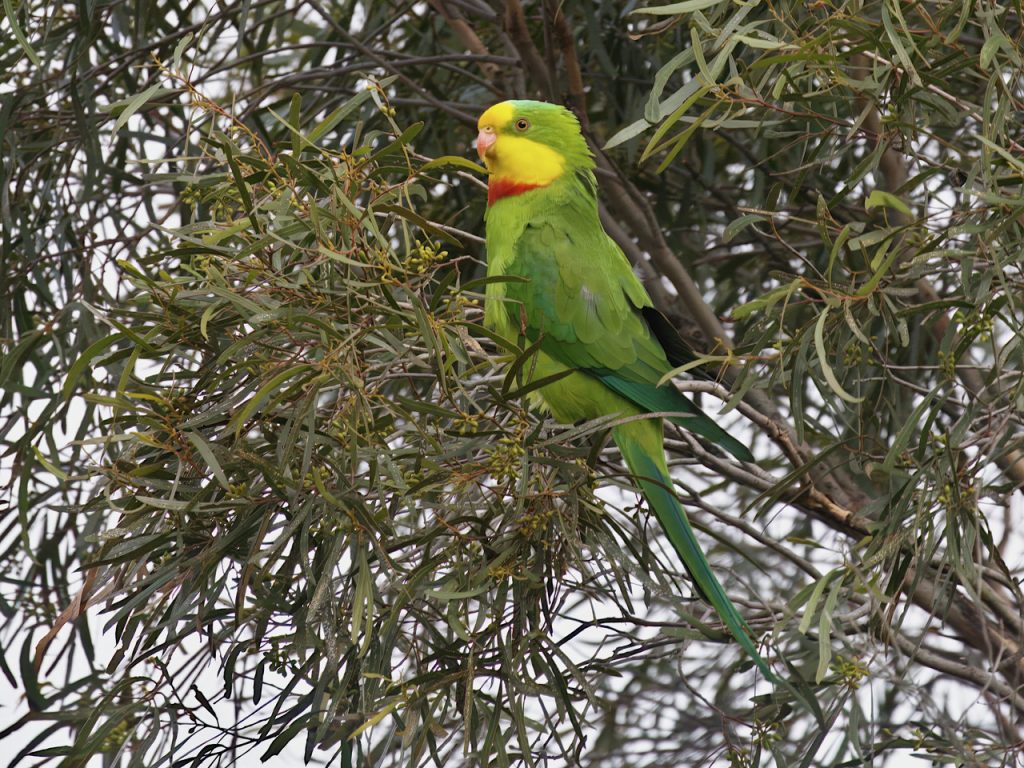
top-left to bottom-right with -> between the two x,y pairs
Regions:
488,177 -> 547,206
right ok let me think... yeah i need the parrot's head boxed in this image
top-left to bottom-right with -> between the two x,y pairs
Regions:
476,100 -> 593,198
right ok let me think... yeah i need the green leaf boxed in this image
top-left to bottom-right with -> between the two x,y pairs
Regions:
307,89 -> 374,144
172,31 -> 194,69
855,234 -> 900,297
230,364 -> 316,436
19,636 -> 47,709
604,118 -> 653,149
798,569 -> 838,634
722,213 -> 767,243
349,701 -> 399,739
864,189 -> 911,216
814,307 -> 864,404
104,83 -> 174,135
419,155 -> 487,175
880,0 -> 921,86
816,578 -> 842,683
980,32 -> 1008,70
631,0 -> 726,15
425,583 -> 491,600
223,145 -> 258,229
288,92 -> 302,155
63,333 -> 125,399
732,277 -> 802,320
654,105 -> 714,172
186,432 -> 230,490
262,717 -> 311,759
645,49 -> 697,122
3,0 -> 40,65
368,121 -> 424,162
641,81 -> 713,164
882,388 -> 937,474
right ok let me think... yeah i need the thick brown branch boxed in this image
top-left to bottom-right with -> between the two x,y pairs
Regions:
546,0 -> 587,124
428,0 -> 501,83
503,0 -> 555,99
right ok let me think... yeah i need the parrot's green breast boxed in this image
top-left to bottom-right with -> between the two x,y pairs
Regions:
483,180 -> 655,424
482,191 -> 532,339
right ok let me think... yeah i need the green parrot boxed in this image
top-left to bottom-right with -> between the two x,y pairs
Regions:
475,100 -> 772,679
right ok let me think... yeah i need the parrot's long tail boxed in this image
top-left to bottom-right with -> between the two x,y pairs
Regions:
613,419 -> 775,681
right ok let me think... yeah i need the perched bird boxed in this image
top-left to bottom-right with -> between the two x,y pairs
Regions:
476,100 -> 771,678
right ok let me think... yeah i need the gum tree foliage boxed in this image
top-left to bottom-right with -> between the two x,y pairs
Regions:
2,0 -> 1023,765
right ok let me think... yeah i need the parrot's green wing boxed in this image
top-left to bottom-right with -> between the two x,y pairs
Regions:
502,213 -> 753,463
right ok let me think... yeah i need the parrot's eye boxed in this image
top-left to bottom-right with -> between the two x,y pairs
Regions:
514,118 -> 529,132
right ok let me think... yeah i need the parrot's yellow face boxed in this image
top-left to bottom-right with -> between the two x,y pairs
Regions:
476,101 -> 566,188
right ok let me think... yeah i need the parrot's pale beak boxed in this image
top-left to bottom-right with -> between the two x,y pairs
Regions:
476,127 -> 496,159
